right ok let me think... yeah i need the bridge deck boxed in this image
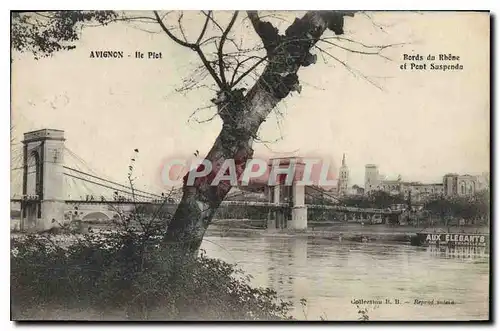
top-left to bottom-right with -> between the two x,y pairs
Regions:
12,199 -> 401,215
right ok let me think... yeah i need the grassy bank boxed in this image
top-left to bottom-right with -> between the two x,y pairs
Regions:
11,228 -> 294,321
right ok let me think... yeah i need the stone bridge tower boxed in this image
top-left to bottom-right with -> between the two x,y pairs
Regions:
21,129 -> 65,231
266,157 -> 307,231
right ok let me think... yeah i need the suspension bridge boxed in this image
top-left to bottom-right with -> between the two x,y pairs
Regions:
10,129 -> 401,232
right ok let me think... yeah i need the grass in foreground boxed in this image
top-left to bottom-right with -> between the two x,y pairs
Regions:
11,227 -> 293,321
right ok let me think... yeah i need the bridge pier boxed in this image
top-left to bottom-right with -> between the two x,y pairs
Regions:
289,183 -> 307,231
267,185 -> 286,230
266,157 -> 308,231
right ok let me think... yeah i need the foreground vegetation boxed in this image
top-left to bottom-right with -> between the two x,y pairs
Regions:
11,221 -> 293,321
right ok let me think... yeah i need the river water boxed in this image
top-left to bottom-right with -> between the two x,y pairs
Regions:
200,236 -> 490,321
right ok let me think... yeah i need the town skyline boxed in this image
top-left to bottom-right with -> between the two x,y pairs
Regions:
337,153 -> 489,187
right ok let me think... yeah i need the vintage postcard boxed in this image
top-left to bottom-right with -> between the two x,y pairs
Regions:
10,10 -> 490,321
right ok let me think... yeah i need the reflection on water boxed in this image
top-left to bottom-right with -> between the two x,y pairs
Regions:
425,245 -> 488,259
201,236 -> 489,321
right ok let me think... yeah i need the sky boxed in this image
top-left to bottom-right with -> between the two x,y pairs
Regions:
10,11 -> 490,196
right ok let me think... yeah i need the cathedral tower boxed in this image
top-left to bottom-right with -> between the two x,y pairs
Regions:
337,153 -> 349,195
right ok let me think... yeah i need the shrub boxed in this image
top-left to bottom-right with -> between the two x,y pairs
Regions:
11,227 -> 293,321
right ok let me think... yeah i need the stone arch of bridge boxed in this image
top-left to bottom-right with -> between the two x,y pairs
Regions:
81,211 -> 117,221
64,210 -> 120,222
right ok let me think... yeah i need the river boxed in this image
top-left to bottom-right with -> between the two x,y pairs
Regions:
200,236 -> 490,321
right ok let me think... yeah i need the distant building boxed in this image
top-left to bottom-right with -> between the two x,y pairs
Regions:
349,184 -> 365,195
405,182 -> 444,202
362,164 -> 444,202
456,174 -> 477,196
362,163 -> 485,200
378,179 -> 444,203
443,173 -> 458,196
443,173 -> 481,196
337,154 -> 349,196
364,164 -> 379,194
477,172 -> 490,191
380,180 -> 402,195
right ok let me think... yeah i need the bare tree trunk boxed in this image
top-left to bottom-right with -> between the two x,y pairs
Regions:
163,11 -> 353,254
164,82 -> 279,252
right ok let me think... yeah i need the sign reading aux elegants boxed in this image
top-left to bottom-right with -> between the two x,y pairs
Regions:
423,233 -> 488,247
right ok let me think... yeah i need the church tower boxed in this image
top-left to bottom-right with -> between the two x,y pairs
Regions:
337,153 -> 349,196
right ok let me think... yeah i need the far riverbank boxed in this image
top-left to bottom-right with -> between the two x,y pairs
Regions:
205,222 -> 489,244
10,217 -> 489,246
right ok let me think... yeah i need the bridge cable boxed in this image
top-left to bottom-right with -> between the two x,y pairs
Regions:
63,166 -> 162,199
66,146 -> 174,200
64,146 -> 102,177
67,160 -> 103,200
64,173 -> 159,201
65,146 -> 142,195
64,146 -> 162,199
306,185 -> 340,203
64,148 -> 115,200
64,148 -> 135,200
305,190 -> 336,206
64,147 -> 156,197
65,147 -> 131,200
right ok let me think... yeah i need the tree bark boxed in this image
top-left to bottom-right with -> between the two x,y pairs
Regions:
163,11 -> 354,254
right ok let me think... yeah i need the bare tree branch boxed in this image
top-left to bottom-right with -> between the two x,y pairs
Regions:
229,55 -> 266,87
362,12 -> 389,34
319,37 -> 406,62
202,11 -> 224,32
193,48 -> 224,89
217,11 -> 239,88
231,56 -> 268,88
320,39 -> 391,61
153,10 -> 224,89
187,104 -> 218,124
153,10 -> 195,49
324,36 -> 403,49
193,112 -> 219,124
81,15 -> 158,28
195,11 -> 212,44
315,45 -> 384,91
246,11 -> 280,53
177,12 -> 189,42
